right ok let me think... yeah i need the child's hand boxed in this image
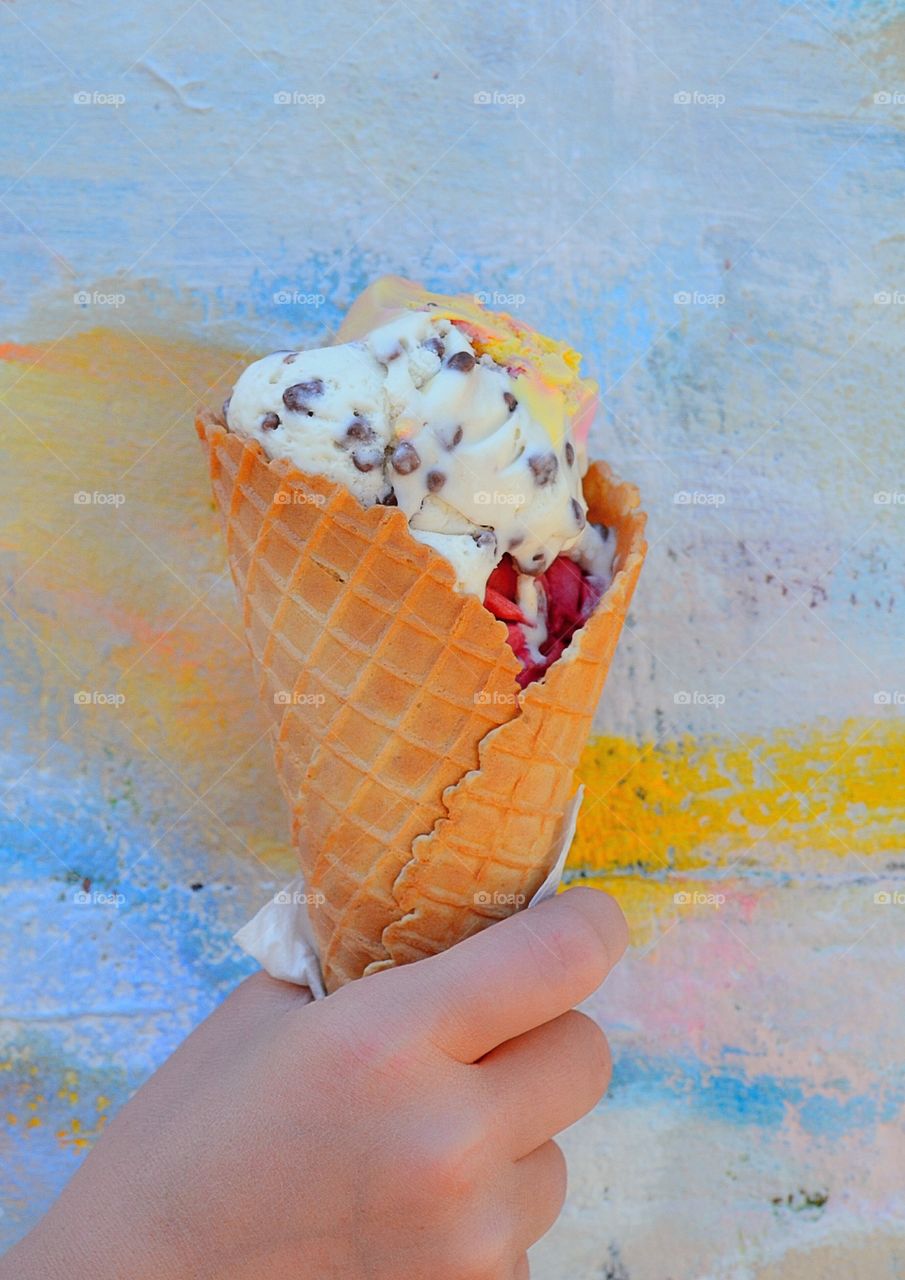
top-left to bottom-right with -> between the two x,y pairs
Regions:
5,887 -> 627,1280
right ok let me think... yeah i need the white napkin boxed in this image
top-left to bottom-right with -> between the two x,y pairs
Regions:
235,786 -> 584,998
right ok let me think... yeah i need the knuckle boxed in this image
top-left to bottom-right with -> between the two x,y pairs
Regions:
449,1222 -> 512,1280
546,1140 -> 568,1209
533,905 -> 611,994
567,1010 -> 612,1098
408,1114 -> 488,1204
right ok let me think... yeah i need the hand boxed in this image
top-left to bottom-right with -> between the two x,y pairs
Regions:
4,887 -> 627,1280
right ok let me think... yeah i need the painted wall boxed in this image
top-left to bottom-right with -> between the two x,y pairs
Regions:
2,2 -> 904,1275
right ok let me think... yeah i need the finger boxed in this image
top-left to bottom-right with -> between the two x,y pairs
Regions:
478,1010 -> 612,1156
390,887 -> 628,1062
511,1140 -> 567,1252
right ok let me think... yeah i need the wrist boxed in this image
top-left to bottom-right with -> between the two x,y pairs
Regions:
1,1198 -> 187,1280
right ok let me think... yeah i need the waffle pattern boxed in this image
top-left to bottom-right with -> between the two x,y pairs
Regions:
196,411 -> 646,990
378,463 -> 647,970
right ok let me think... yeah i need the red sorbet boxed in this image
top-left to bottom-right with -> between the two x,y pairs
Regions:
484,553 -> 605,687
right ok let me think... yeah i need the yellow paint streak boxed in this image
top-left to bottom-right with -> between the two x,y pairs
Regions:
570,719 -> 905,872
1,328 -> 902,881
0,327 -> 288,863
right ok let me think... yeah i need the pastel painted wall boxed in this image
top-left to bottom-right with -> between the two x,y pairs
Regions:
2,2 -> 904,1276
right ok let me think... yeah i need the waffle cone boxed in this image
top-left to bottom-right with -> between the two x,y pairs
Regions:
197,408 -> 646,991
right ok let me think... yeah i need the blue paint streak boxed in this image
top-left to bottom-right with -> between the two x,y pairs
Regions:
607,1048 -> 900,1138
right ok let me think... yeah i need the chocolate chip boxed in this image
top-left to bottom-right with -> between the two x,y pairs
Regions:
221,396 -> 231,421
261,413 -> 280,431
352,446 -> 383,473
283,352 -> 299,364
283,379 -> 325,411
447,350 -> 476,373
426,470 -> 446,492
528,452 -> 558,486
571,497 -> 587,528
565,441 -> 575,467
532,551 -> 545,562
503,391 -> 518,413
380,490 -> 399,506
345,418 -> 374,442
424,336 -> 445,359
445,425 -> 464,450
391,441 -> 421,474
509,536 -> 524,551
386,346 -> 403,362
601,524 -> 610,542
473,530 -> 495,549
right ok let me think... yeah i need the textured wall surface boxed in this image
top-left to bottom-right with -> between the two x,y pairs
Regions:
1,2 -> 904,1276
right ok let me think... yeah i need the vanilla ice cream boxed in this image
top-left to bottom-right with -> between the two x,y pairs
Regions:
225,282 -> 612,626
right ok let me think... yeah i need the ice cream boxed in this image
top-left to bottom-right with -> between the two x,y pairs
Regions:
224,280 -> 614,681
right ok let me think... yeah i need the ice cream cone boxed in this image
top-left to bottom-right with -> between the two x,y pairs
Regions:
197,408 -> 646,991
